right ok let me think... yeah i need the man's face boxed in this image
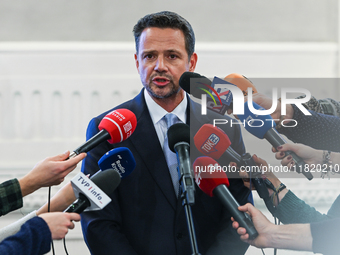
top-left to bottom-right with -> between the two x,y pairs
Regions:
135,27 -> 197,100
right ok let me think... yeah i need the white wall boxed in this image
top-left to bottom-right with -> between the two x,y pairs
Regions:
0,1 -> 337,42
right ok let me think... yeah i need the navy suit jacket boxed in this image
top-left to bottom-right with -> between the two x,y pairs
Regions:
81,89 -> 251,255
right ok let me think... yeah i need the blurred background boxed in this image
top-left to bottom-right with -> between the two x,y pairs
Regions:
0,0 -> 339,254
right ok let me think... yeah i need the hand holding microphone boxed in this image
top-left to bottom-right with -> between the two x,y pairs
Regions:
193,123 -> 271,201
274,143 -> 332,171
38,212 -> 81,240
231,203 -> 275,248
183,71 -> 313,180
237,101 -> 313,180
193,156 -> 258,240
36,147 -> 136,216
238,154 -> 288,208
19,151 -> 86,198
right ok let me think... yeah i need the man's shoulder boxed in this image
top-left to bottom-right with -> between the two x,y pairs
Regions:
94,90 -> 145,122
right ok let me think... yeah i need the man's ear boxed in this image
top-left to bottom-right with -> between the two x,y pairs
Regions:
189,52 -> 198,72
134,53 -> 140,73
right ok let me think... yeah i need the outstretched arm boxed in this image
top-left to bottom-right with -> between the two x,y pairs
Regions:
232,203 -> 313,251
19,151 -> 86,197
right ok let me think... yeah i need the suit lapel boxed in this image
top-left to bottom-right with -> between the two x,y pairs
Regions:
187,96 -> 211,127
128,90 -> 177,210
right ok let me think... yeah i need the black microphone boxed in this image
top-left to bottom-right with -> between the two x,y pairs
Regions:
179,71 -> 212,98
179,71 -> 257,116
180,71 -> 257,98
193,156 -> 258,240
168,123 -> 195,205
64,169 -> 121,213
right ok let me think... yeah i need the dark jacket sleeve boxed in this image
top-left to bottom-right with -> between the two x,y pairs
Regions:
80,117 -> 138,255
302,96 -> 340,117
274,192 -> 340,224
278,105 -> 340,152
0,217 -> 51,255
0,179 -> 23,216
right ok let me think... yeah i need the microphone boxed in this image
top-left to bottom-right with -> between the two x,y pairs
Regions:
179,71 -> 212,98
65,147 -> 136,213
194,123 -> 270,201
193,156 -> 258,240
168,123 -> 195,205
179,72 -> 257,116
98,147 -> 136,179
237,101 -> 313,180
69,109 -> 137,158
179,72 -> 230,116
223,73 -> 257,96
179,72 -> 257,97
194,123 -> 241,164
64,169 -> 121,213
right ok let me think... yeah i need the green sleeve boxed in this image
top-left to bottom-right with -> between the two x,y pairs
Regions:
0,179 -> 23,216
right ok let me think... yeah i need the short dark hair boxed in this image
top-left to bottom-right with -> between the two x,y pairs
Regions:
133,11 -> 195,59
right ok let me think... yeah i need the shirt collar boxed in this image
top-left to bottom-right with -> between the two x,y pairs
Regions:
144,89 -> 187,125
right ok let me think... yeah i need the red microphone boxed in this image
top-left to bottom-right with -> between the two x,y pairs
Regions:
194,124 -> 242,164
193,156 -> 258,240
69,109 -> 137,158
195,124 -> 273,205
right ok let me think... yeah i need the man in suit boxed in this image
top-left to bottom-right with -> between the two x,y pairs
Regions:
81,11 -> 252,255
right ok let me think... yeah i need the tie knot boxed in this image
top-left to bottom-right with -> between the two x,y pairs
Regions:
163,113 -> 178,129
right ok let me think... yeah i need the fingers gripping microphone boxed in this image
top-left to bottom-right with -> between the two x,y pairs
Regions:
168,123 -> 195,205
69,109 -> 137,158
194,124 -> 270,201
193,156 -> 258,240
98,147 -> 136,179
237,102 -> 313,180
65,169 -> 121,213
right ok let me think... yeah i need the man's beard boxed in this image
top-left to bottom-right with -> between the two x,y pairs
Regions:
144,80 -> 181,99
